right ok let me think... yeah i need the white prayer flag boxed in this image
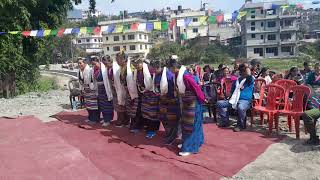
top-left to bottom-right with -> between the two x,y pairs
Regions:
101,26 -> 109,32
30,30 -> 38,37
177,19 -> 185,27
138,23 -> 146,31
63,28 -> 73,34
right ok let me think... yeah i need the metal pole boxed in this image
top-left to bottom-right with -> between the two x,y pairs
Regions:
71,37 -> 74,69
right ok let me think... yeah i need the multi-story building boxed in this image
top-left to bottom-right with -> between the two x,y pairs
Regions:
75,35 -> 103,54
169,9 -> 208,42
82,10 -> 102,19
98,18 -> 152,58
240,0 -> 300,59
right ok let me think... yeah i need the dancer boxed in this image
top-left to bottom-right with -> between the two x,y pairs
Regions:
77,57 -> 99,123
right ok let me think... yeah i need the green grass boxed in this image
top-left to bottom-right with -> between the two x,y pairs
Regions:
260,58 -> 303,73
35,76 -> 59,92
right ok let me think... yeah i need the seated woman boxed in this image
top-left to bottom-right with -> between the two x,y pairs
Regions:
256,67 -> 272,84
284,67 -> 304,85
219,67 -> 238,85
216,65 -> 254,132
305,63 -> 320,86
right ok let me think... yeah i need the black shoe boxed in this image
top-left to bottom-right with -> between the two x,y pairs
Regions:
233,127 -> 242,132
218,123 -> 230,128
305,137 -> 320,145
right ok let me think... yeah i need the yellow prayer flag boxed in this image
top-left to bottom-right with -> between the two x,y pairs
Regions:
237,11 -> 247,19
43,30 -> 51,36
199,16 -> 208,25
154,21 -> 161,30
115,24 -> 123,33
80,27 -> 87,34
281,5 -> 289,9
8,31 -> 19,34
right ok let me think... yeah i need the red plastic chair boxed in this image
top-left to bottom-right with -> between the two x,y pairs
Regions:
275,79 -> 297,90
253,79 -> 267,106
251,84 -> 285,134
276,85 -> 311,139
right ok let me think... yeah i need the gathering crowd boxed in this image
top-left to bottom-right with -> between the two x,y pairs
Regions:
77,51 -> 320,156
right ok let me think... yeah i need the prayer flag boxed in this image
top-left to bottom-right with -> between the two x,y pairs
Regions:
43,30 -> 51,36
93,26 -> 101,34
101,26 -> 109,32
115,24 -> 123,33
107,24 -> 115,33
80,27 -> 87,34
208,16 -> 216,24
216,15 -> 224,24
199,16 -> 208,25
8,31 -> 20,35
169,19 -> 176,30
184,18 -> 192,26
161,22 -> 169,31
0,32 -> 6,35
138,23 -> 146,31
146,22 -> 154,31
154,21 -> 161,30
271,4 -> 279,9
29,30 -> 38,37
263,3 -> 272,10
22,31 -> 31,37
177,19 -> 185,27
36,30 -> 44,37
296,4 -> 303,9
49,29 -> 58,36
57,28 -> 65,37
224,13 -> 232,22
130,23 -> 138,30
63,28 -> 73,35
232,11 -> 239,22
281,5 -> 289,9
123,24 -> 130,31
71,28 -> 80,34
238,11 -> 247,19
87,27 -> 94,34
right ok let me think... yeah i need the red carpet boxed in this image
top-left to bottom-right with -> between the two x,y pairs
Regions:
0,112 -> 283,180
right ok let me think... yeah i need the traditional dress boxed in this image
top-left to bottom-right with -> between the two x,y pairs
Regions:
159,68 -> 180,143
93,63 -> 114,123
138,66 -> 160,133
78,65 -> 99,122
180,71 -> 205,153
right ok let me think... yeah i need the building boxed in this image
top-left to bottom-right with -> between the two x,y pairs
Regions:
82,10 -> 103,19
67,9 -> 83,22
169,9 -> 209,42
98,18 -> 152,58
75,35 -> 103,54
301,8 -> 320,39
240,0 -> 300,59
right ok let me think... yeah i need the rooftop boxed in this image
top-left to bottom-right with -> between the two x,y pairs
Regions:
98,18 -> 147,25
241,0 -> 288,10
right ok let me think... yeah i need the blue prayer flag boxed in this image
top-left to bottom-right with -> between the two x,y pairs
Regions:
146,22 -> 154,31
72,28 -> 80,34
184,18 -> 192,26
107,24 -> 115,33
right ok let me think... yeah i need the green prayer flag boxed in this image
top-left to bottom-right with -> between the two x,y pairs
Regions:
208,16 -> 216,24
49,29 -> 58,36
87,27 -> 94,34
123,24 -> 130,31
161,22 -> 169,31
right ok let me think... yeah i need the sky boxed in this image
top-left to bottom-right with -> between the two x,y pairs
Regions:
74,0 -> 319,15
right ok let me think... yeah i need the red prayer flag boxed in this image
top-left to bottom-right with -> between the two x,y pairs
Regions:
216,15 -> 224,24
57,28 -> 65,37
169,19 -> 177,30
93,26 -> 101,35
22,31 -> 31,37
131,23 -> 139,30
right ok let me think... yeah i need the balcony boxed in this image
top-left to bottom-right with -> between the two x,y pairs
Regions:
280,26 -> 298,31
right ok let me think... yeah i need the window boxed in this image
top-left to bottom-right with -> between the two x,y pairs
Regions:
113,46 -> 120,51
267,34 -> 276,40
284,20 -> 293,26
106,37 -> 108,41
145,45 -> 147,49
99,39 -> 102,42
251,34 -> 256,38
77,40 -> 81,43
129,45 -> 136,50
266,47 -> 278,54
261,22 -> 264,27
192,18 -> 198,22
280,33 -> 292,40
260,9 -> 264,14
261,35 -> 264,40
281,46 -> 292,52
251,22 -> 255,26
254,48 -> 263,56
140,44 -> 143,50
94,39 -> 97,42
193,28 -> 198,33
128,34 -> 135,40
86,39 -> 90,42
144,35 -> 147,39
251,15 -> 255,19
122,35 -> 126,40
123,46 -> 126,50
267,21 -> 276,27
251,10 -> 255,14
114,36 -> 120,41
251,27 -> 255,31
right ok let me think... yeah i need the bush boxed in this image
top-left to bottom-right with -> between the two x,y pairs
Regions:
16,76 -> 58,94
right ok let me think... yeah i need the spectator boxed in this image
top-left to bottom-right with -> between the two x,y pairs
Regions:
284,67 -> 304,85
305,63 -> 320,86
301,61 -> 312,77
219,67 -> 238,85
214,64 -> 225,81
231,62 -> 240,77
256,67 -> 272,84
216,66 -> 254,132
202,65 -> 215,85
